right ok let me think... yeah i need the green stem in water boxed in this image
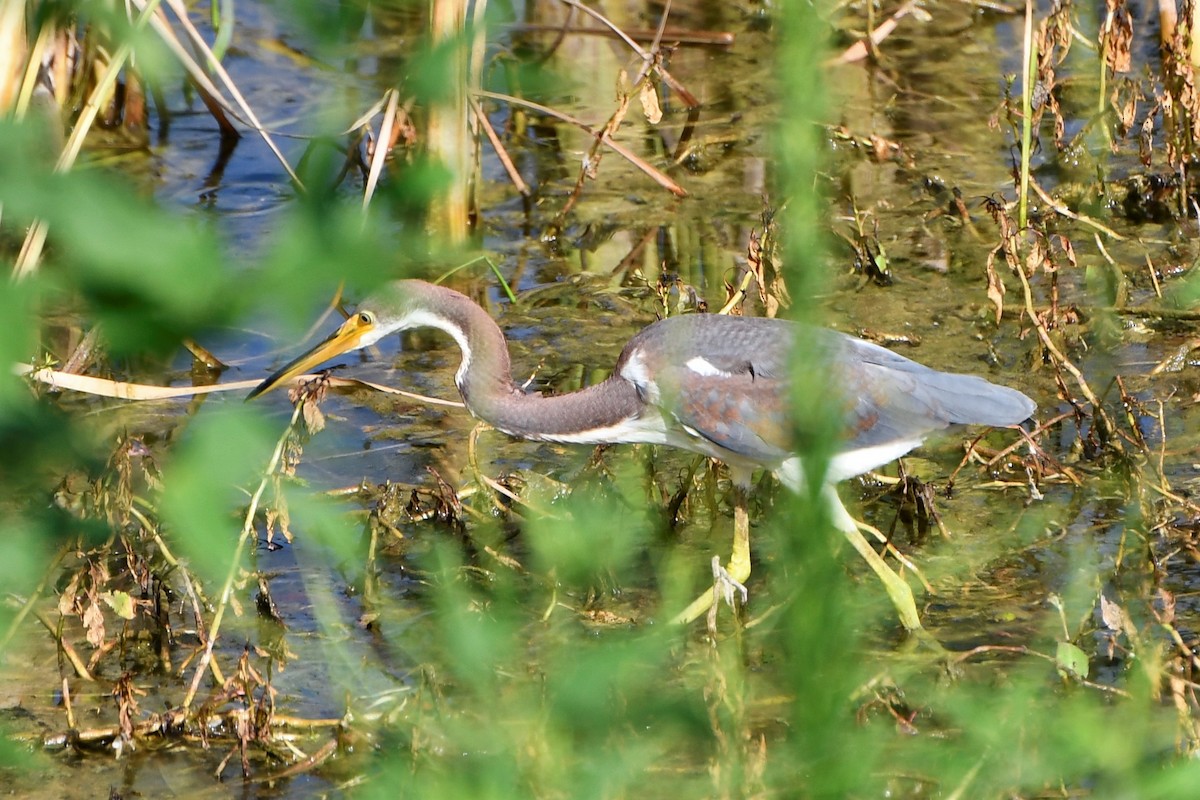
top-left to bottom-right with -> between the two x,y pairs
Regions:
1019,0 -> 1036,230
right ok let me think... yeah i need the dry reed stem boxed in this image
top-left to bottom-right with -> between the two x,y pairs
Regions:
1008,243 -> 1121,459
62,327 -> 102,375
12,220 -> 48,281
0,0 -> 25,111
649,0 -> 673,54
476,89 -> 686,196
470,94 -> 531,196
15,364 -> 465,407
1014,262 -> 1105,414
558,0 -> 642,54
426,0 -> 471,242
33,609 -> 94,681
469,0 -> 488,101
363,89 -> 400,209
142,0 -> 300,185
1030,178 -> 1125,239
558,0 -> 697,105
344,94 -> 390,134
55,11 -> 151,171
12,24 -> 54,116
127,503 -> 215,651
0,544 -> 70,658
12,0 -> 164,279
11,0 -> 299,280
829,0 -> 921,65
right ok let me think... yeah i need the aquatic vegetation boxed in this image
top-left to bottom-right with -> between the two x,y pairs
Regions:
1,0 -> 1200,797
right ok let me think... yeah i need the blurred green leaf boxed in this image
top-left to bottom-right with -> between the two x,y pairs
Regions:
101,590 -> 136,620
408,37 -> 466,106
270,0 -> 372,50
0,399 -> 103,508
428,541 -> 518,695
284,485 -> 361,562
0,280 -> 39,404
0,518 -> 53,614
1056,641 -> 1090,680
158,405 -> 275,583
0,122 -> 238,355
525,491 -> 647,588
1164,264 -> 1200,309
253,198 -> 410,332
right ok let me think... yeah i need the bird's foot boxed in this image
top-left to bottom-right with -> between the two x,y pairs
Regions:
713,555 -> 748,607
706,556 -> 749,629
671,554 -> 752,626
673,484 -> 752,628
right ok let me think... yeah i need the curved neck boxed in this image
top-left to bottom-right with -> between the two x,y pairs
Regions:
415,284 -> 643,441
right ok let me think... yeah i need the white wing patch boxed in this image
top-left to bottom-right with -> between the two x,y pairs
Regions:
619,349 -> 661,405
775,440 -> 925,493
774,458 -> 805,492
827,438 -> 924,482
685,356 -> 731,378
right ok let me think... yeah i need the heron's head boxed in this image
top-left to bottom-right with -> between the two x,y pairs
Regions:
247,280 -> 431,399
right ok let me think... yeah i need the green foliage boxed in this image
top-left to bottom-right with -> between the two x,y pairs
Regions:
0,122 -> 236,355
3,0 -> 1200,797
274,0 -> 374,49
370,532 -> 719,798
157,406 -> 275,583
284,485 -> 362,563
256,197 -> 398,319
0,282 -> 38,402
409,36 -> 468,106
1165,261 -> 1200,309
0,518 -> 52,625
525,484 -> 649,587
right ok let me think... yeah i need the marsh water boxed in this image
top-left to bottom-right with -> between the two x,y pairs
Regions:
5,0 -> 1200,797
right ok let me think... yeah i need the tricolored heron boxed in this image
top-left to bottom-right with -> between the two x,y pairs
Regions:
249,280 -> 1036,630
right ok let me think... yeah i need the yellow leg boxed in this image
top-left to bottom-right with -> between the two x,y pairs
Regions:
671,486 -> 751,625
823,484 -> 923,631
671,482 -> 925,632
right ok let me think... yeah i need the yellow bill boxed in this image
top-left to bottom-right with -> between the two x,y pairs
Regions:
247,311 -> 377,400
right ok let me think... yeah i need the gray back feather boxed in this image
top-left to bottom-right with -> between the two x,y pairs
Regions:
617,314 -> 1034,462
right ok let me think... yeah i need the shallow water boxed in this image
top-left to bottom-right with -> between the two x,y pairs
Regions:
6,0 -> 1200,796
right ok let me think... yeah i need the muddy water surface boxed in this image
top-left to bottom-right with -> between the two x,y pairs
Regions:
6,0 -> 1200,796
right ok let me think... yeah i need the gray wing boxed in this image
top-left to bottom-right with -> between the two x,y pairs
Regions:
617,314 -> 1034,462
832,333 -> 1036,450
618,314 -> 792,463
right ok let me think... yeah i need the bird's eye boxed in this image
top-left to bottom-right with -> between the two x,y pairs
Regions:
358,311 -> 374,325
